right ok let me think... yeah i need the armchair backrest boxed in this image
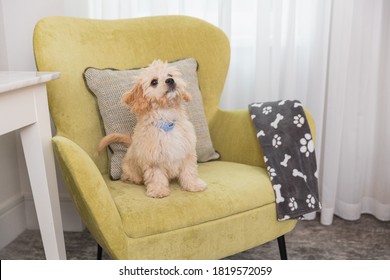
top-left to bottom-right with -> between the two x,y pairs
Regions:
33,16 -> 230,174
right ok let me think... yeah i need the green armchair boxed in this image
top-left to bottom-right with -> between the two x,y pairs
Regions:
33,15 -> 311,259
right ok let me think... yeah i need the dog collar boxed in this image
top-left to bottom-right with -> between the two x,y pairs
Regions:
155,121 -> 175,132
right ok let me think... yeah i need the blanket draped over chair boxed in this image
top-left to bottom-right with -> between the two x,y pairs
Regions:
249,100 -> 321,220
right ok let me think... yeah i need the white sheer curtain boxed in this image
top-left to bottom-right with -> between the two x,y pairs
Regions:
65,0 -> 390,225
320,0 -> 390,224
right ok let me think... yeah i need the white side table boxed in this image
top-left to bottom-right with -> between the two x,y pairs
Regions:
0,72 -> 66,260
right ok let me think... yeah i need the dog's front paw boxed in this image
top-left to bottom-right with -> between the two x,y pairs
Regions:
146,184 -> 171,198
182,178 -> 207,193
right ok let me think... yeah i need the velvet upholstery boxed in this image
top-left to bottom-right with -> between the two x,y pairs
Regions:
33,16 -> 311,259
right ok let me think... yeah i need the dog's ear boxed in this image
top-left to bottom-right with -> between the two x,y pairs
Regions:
122,81 -> 150,114
181,90 -> 191,103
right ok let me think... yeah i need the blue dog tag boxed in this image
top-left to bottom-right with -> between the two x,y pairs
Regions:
156,121 -> 175,132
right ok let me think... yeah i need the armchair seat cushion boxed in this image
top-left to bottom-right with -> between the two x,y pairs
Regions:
105,161 -> 276,238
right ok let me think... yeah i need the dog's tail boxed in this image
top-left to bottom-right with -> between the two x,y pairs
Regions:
97,133 -> 132,153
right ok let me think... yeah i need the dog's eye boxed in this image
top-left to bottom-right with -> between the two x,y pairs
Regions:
151,79 -> 158,86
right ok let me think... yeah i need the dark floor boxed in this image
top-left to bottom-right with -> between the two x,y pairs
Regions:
0,214 -> 389,260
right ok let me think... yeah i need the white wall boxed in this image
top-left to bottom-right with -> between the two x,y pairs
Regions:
0,0 -> 84,250
0,0 -> 8,69
1,0 -> 65,70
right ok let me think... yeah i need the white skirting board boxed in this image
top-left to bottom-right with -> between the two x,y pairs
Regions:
0,195 -> 84,251
0,194 -> 26,250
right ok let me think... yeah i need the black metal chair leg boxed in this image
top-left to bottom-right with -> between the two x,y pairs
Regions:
97,243 -> 103,260
277,235 -> 288,260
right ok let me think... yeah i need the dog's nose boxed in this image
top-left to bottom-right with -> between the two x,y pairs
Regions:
165,78 -> 174,85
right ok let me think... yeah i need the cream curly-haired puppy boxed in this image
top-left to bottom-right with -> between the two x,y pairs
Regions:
98,60 -> 207,198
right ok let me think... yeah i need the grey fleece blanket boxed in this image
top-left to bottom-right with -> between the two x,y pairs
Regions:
249,100 -> 321,220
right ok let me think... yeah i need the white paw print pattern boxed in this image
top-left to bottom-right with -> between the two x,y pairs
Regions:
293,114 -> 305,127
306,194 -> 316,208
272,134 -> 282,148
300,133 -> 314,157
288,197 -> 298,211
262,106 -> 272,115
267,166 -> 276,181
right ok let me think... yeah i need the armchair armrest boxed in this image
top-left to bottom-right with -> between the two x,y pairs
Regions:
209,108 -> 316,168
52,135 -> 126,259
209,109 -> 265,167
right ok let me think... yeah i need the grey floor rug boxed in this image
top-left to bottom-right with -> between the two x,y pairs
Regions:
1,214 -> 389,260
